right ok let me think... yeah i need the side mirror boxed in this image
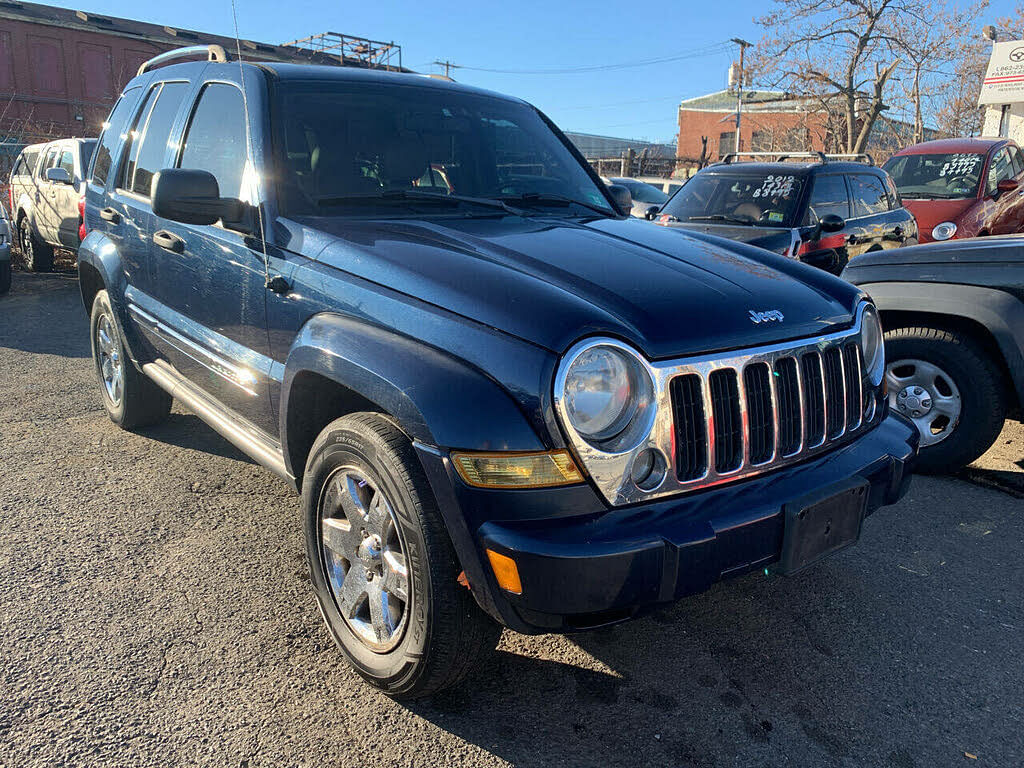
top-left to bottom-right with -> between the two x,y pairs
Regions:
46,167 -> 72,185
151,169 -> 246,226
997,178 -> 1019,195
607,184 -> 632,214
645,206 -> 661,220
818,213 -> 845,233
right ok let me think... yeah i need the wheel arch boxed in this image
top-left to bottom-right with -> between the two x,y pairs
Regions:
280,312 -> 547,484
870,283 -> 1024,420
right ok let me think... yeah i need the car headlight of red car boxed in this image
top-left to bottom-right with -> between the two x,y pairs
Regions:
931,221 -> 957,241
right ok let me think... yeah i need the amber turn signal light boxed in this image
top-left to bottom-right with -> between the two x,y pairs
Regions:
451,449 -> 583,489
486,549 -> 523,595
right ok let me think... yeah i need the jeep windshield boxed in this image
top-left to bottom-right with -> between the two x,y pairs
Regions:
882,153 -> 985,199
272,81 -> 614,218
657,171 -> 805,227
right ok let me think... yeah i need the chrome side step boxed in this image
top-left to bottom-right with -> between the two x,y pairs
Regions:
142,359 -> 292,482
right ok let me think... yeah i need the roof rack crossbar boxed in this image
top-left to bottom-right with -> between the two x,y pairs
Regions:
137,45 -> 229,77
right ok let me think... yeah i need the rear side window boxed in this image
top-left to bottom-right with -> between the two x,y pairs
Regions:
125,82 -> 189,196
92,93 -> 137,186
177,83 -> 249,199
849,174 -> 888,217
20,150 -> 40,177
806,174 -> 850,221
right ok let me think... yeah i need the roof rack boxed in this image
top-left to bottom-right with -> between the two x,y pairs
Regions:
720,151 -> 874,166
137,45 -> 229,77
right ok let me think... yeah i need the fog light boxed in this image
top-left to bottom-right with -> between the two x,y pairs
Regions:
631,448 -> 667,491
451,450 -> 583,489
486,549 -> 522,594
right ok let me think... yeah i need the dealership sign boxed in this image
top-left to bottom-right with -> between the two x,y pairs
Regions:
979,41 -> 1024,104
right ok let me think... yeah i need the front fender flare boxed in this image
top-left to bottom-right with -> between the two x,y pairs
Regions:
280,313 -> 546,477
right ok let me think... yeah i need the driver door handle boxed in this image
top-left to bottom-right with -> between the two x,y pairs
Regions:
99,207 -> 120,223
153,229 -> 186,254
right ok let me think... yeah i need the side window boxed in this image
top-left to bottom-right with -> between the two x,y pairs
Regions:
129,82 -> 188,196
119,86 -> 160,191
91,92 -> 137,186
177,83 -> 249,200
58,149 -> 74,178
806,174 -> 850,222
40,146 -> 58,178
21,150 -> 40,178
1009,146 -> 1024,177
11,155 -> 25,177
884,175 -> 901,210
849,174 -> 888,217
987,148 -> 1013,194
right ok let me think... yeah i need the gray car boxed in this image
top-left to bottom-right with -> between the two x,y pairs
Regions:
9,138 -> 96,272
606,177 -> 668,218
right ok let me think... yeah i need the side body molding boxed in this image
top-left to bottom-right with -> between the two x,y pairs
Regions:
862,281 -> 1024,407
280,313 -> 547,478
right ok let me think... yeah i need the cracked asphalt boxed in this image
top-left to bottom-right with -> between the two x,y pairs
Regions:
1,268 -> 1022,768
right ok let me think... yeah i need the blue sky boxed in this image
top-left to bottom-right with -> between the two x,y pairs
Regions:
52,0 -> 1022,143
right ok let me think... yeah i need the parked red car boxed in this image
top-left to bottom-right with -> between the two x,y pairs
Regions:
883,137 -> 1024,243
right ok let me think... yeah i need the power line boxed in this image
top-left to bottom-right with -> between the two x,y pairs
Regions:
441,42 -> 734,76
558,95 -> 684,111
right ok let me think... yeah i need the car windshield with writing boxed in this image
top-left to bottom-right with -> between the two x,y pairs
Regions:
658,171 -> 805,227
272,81 -> 614,218
882,153 -> 985,200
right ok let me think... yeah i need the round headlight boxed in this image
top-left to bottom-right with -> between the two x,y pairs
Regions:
861,304 -> 884,383
563,345 -> 644,441
931,221 -> 957,241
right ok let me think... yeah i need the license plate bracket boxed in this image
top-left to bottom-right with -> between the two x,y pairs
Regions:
774,478 -> 869,575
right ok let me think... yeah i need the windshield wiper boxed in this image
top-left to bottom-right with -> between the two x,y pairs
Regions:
686,214 -> 759,225
316,189 -> 526,215
496,192 -> 615,217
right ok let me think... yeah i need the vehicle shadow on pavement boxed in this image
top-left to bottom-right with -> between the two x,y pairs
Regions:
140,412 -> 256,465
0,270 -> 91,358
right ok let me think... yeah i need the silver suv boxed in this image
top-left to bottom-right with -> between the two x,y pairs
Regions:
9,138 -> 96,272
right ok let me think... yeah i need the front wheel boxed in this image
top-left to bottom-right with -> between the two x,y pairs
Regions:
303,413 -> 500,698
884,325 -> 1007,473
90,290 -> 172,429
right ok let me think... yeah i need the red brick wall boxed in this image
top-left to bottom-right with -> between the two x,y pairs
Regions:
0,19 -> 169,140
677,108 -> 831,162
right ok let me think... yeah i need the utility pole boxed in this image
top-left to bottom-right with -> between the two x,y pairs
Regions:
730,38 -> 751,155
433,60 -> 457,78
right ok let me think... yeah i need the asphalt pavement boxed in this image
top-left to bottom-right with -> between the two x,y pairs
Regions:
1,268 -> 1022,768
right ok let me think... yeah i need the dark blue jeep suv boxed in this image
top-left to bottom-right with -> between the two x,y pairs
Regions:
79,46 -> 918,698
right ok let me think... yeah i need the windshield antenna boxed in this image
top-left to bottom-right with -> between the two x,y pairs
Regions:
228,0 -> 276,292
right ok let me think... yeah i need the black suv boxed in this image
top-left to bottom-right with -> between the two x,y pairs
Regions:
79,47 -> 918,698
653,153 -> 918,274
844,237 -> 1023,472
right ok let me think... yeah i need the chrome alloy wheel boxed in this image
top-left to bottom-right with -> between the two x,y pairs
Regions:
319,467 -> 410,652
886,358 -> 962,447
95,312 -> 124,407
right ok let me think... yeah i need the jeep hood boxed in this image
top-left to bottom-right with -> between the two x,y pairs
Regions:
658,221 -> 792,255
290,214 -> 861,359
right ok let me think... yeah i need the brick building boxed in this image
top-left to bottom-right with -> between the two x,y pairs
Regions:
0,1 -> 402,145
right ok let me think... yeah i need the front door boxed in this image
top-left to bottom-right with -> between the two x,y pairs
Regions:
148,80 -> 275,436
53,147 -> 80,248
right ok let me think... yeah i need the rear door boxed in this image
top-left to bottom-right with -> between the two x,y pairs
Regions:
147,78 -> 275,434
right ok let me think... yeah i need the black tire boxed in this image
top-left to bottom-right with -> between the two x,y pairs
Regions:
0,259 -> 10,295
303,412 -> 500,699
885,325 -> 1007,473
89,290 -> 172,429
19,217 -> 54,273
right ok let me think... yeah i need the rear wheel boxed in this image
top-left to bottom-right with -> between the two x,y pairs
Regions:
303,412 -> 500,698
19,218 -> 53,273
884,325 -> 1007,473
90,290 -> 172,429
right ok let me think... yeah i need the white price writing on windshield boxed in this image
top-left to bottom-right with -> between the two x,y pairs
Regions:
753,175 -> 796,199
939,154 -> 980,177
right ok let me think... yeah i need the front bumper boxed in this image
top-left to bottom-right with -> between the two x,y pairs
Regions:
418,413 -> 918,634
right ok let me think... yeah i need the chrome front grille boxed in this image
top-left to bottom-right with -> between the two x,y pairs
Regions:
553,304 -> 884,507
670,338 -> 869,487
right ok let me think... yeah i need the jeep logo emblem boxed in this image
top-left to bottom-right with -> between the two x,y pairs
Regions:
749,309 -> 784,324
